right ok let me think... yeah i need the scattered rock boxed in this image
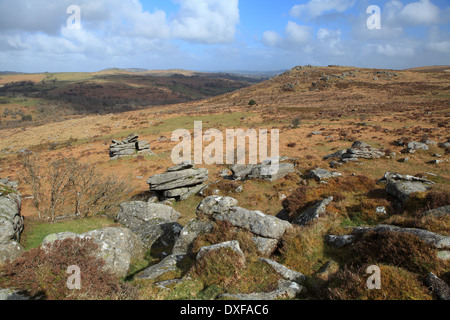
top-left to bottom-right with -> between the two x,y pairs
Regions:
308,169 -> 342,181
219,279 -> 306,300
196,240 -> 245,263
292,197 -> 333,226
316,260 -> 340,282
386,181 -> 430,204
422,206 -> 450,217
230,160 -> 295,182
259,258 -> 307,284
137,254 -> 186,280
425,273 -> 450,300
324,234 -> 355,248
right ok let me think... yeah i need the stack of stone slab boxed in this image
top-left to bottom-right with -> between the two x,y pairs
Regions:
109,133 -> 153,160
324,141 -> 385,167
146,162 -> 209,201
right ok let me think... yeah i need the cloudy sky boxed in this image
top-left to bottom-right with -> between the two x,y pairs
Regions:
0,0 -> 449,72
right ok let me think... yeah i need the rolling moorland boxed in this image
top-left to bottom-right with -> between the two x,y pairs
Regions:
0,65 -> 449,300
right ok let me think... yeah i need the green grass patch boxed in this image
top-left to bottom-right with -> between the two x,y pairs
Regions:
21,216 -> 117,250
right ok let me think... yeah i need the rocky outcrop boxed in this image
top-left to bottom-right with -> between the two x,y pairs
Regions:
0,180 -> 24,263
292,197 -> 333,226
324,141 -> 385,166
109,133 -> 154,160
197,196 -> 292,255
342,141 -> 386,160
401,141 -> 429,154
42,227 -> 146,278
146,162 -> 209,201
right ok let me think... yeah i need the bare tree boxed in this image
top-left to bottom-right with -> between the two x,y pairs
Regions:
19,154 -> 43,219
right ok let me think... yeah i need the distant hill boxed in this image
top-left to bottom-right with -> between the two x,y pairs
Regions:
405,65 -> 450,73
0,71 -> 24,75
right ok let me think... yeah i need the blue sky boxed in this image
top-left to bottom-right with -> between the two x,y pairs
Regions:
0,0 -> 449,72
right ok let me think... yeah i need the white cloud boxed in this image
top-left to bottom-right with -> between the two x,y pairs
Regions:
290,0 -> 355,19
375,44 -> 415,57
262,31 -> 282,47
385,0 -> 441,26
263,22 -> 312,50
170,0 -> 240,44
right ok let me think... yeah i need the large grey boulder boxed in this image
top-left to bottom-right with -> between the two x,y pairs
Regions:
292,197 -> 333,226
352,225 -> 450,250
172,218 -> 214,256
130,219 -> 182,250
117,202 -> 182,250
252,236 -> 279,256
230,159 -> 295,182
0,241 -> 24,263
147,168 -> 208,191
118,202 -> 181,229
0,191 -> 23,245
42,228 -> 146,278
386,181 -> 430,204
408,141 -> 429,151
197,196 -> 292,240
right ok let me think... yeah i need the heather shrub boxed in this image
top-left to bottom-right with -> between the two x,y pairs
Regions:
0,238 -> 136,300
326,265 -> 432,300
347,231 -> 445,275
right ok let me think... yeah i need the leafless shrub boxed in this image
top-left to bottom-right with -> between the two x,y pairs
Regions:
20,155 -> 133,221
